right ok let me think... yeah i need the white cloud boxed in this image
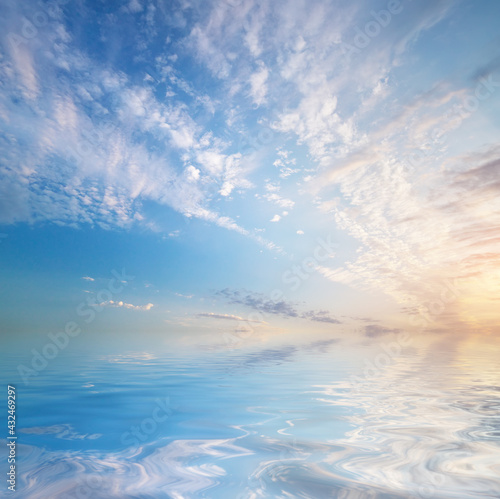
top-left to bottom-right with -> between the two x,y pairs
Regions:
274,149 -> 299,178
175,292 -> 194,299
128,0 -> 143,13
0,0 -> 479,270
188,25 -> 231,79
264,182 -> 280,193
249,63 -> 269,106
315,142 -> 500,334
81,276 -> 95,281
264,193 -> 295,209
197,312 -> 265,323
273,85 -> 353,167
219,182 -> 234,197
185,165 -> 200,182
97,300 -> 154,311
243,5 -> 267,57
270,214 -> 281,222
8,43 -> 39,100
0,26 -> 270,247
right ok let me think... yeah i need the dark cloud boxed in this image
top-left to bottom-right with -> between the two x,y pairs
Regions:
349,316 -> 380,323
215,289 -> 341,324
471,55 -> 500,81
216,288 -> 299,317
364,324 -> 401,338
451,157 -> 500,192
301,310 -> 342,324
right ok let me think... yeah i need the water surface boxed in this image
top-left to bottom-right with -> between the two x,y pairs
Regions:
2,340 -> 499,498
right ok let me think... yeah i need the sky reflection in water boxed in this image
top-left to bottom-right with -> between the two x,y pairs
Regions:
3,340 -> 500,499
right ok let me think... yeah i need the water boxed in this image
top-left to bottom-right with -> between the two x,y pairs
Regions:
1,339 -> 499,498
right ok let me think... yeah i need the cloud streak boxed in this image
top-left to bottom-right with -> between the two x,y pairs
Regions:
197,312 -> 265,323
215,289 -> 341,324
97,301 -> 154,312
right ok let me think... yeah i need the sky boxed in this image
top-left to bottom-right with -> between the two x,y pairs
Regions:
0,0 -> 499,355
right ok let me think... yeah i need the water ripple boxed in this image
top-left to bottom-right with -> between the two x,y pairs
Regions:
313,355 -> 500,498
3,345 -> 500,498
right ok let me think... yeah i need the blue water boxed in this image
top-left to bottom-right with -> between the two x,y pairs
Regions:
1,340 -> 500,498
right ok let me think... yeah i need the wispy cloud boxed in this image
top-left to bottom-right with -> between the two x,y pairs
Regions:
0,3 -> 280,251
197,312 -> 265,323
302,310 -> 342,325
1,0 -> 498,338
216,289 -> 341,324
96,300 -> 154,311
364,324 -> 401,338
263,193 -> 295,209
316,140 -> 500,332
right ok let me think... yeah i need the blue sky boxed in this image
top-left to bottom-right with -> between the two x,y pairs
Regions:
1,0 -> 500,353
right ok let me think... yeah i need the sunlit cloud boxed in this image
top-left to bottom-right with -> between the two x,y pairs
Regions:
96,300 -> 154,311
